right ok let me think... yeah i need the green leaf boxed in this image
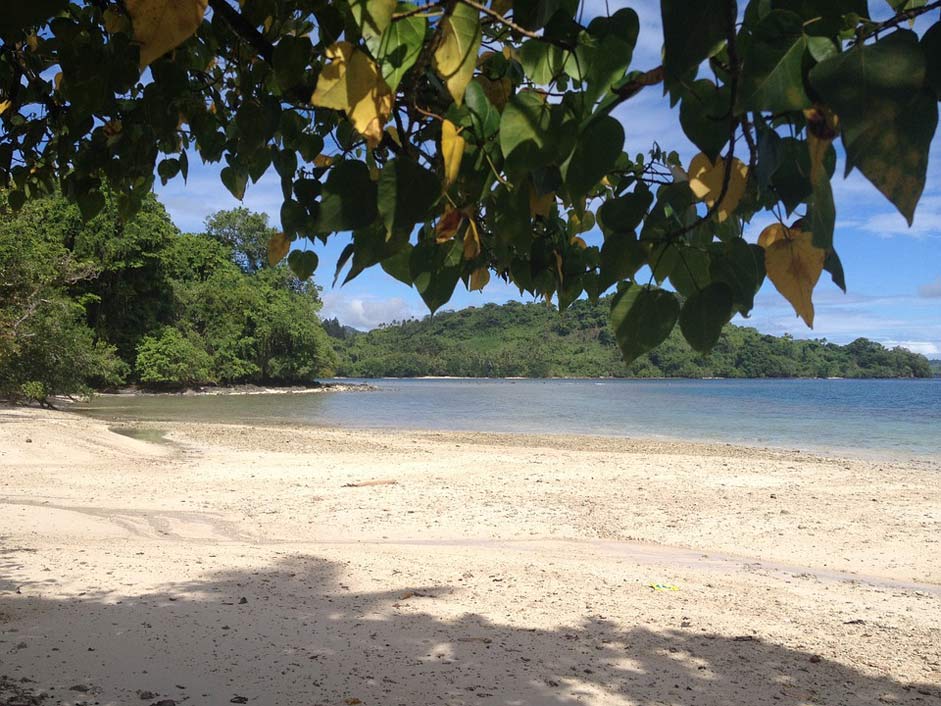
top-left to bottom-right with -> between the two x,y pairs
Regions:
351,0 -> 396,39
520,40 -> 565,85
823,248 -> 846,292
500,91 -> 553,167
597,187 -> 652,233
221,166 -> 247,201
922,22 -> 941,98
312,160 -> 378,233
679,282 -> 734,353
609,284 -> 680,364
808,162 -> 835,250
661,0 -> 732,81
679,79 -> 730,162
709,239 -> 763,314
514,0 -> 577,31
770,137 -> 812,214
598,231 -> 646,291
738,10 -> 810,113
579,8 -> 639,104
273,35 -> 312,91
377,158 -> 440,232
281,199 -> 307,237
561,116 -> 624,201
367,3 -> 425,91
809,30 -> 938,224
76,189 -> 106,222
464,80 -> 500,141
410,237 -> 463,313
381,245 -> 414,284
669,247 -> 711,298
287,250 -> 319,280
0,0 -> 67,36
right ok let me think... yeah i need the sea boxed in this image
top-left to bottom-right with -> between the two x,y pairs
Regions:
73,378 -> 941,462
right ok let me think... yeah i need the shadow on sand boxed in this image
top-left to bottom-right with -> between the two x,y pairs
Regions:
1,555 -> 938,706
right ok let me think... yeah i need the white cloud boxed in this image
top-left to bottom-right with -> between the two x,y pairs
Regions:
880,341 -> 940,357
320,292 -> 421,330
918,276 -> 941,298
860,195 -> 941,239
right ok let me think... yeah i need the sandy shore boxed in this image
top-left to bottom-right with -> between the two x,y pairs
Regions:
0,406 -> 939,706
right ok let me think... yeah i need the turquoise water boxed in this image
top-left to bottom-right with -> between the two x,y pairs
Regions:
74,378 -> 941,461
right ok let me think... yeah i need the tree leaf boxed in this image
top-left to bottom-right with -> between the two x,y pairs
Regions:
823,248 -> 846,293
758,223 -> 825,327
221,166 -> 247,201
267,231 -> 291,266
561,116 -> 624,202
0,0 -> 67,36
597,187 -> 653,233
709,238 -> 763,314
661,0 -> 732,81
679,79 -> 730,162
598,231 -> 645,291
433,3 -> 481,105
441,119 -> 465,189
469,267 -> 490,291
410,238 -> 463,313
125,0 -> 208,67
311,41 -> 393,149
609,284 -> 680,364
688,153 -> 749,222
367,3 -> 425,91
923,22 -> 941,97
313,160 -> 378,233
738,10 -> 810,114
679,282 -> 734,353
809,30 -> 938,224
377,158 -> 439,232
350,0 -> 396,39
287,249 -> 318,279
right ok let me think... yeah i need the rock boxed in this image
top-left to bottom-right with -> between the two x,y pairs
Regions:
138,690 -> 157,699
151,700 -> 177,706
69,684 -> 90,692
230,696 -> 249,704
238,597 -> 248,604
809,655 -> 822,663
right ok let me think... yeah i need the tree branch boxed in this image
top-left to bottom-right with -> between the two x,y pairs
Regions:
207,0 -> 274,63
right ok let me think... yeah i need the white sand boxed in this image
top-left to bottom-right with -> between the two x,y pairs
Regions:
0,406 -> 939,705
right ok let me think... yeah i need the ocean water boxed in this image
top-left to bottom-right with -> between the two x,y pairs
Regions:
74,378 -> 941,461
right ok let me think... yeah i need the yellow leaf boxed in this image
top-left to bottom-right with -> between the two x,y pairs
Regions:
311,41 -> 393,149
469,267 -> 490,291
0,100 -> 10,116
267,232 -> 291,267
529,186 -> 553,219
26,33 -> 39,52
313,154 -> 335,169
54,72 -> 63,91
125,0 -> 208,68
476,75 -> 511,110
463,219 -> 481,259
570,236 -> 587,249
759,224 -> 825,328
103,8 -> 130,34
435,207 -> 464,242
433,3 -> 481,105
441,119 -> 465,189
803,106 -> 838,185
688,153 -> 748,222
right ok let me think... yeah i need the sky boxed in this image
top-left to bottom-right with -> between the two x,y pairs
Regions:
155,1 -> 941,357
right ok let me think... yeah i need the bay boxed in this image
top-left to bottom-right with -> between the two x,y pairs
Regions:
74,378 -> 941,462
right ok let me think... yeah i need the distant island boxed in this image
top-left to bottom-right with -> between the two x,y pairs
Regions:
325,299 -> 934,379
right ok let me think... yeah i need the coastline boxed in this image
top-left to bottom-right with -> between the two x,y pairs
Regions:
1,407 -> 939,705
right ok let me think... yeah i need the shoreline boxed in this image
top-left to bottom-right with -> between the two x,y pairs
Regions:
1,407 -> 939,704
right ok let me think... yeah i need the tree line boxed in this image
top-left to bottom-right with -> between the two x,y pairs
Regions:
0,195 -> 337,403
329,300 -> 934,379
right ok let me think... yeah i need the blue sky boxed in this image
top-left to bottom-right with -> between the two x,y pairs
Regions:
156,2 -> 941,357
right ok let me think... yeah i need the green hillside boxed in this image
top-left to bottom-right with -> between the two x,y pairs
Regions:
328,299 -> 933,379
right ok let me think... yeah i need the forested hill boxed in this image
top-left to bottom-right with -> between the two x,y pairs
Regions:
327,300 -> 933,379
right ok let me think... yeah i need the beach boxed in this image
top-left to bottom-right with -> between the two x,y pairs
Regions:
1,406 -> 939,705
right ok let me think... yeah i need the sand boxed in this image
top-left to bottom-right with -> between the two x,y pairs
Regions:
0,406 -> 939,706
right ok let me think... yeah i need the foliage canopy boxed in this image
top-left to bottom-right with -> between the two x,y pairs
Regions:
1,0 -> 938,362
328,299 -> 935,378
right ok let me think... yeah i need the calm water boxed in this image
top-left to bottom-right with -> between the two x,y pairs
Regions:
74,378 -> 941,461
